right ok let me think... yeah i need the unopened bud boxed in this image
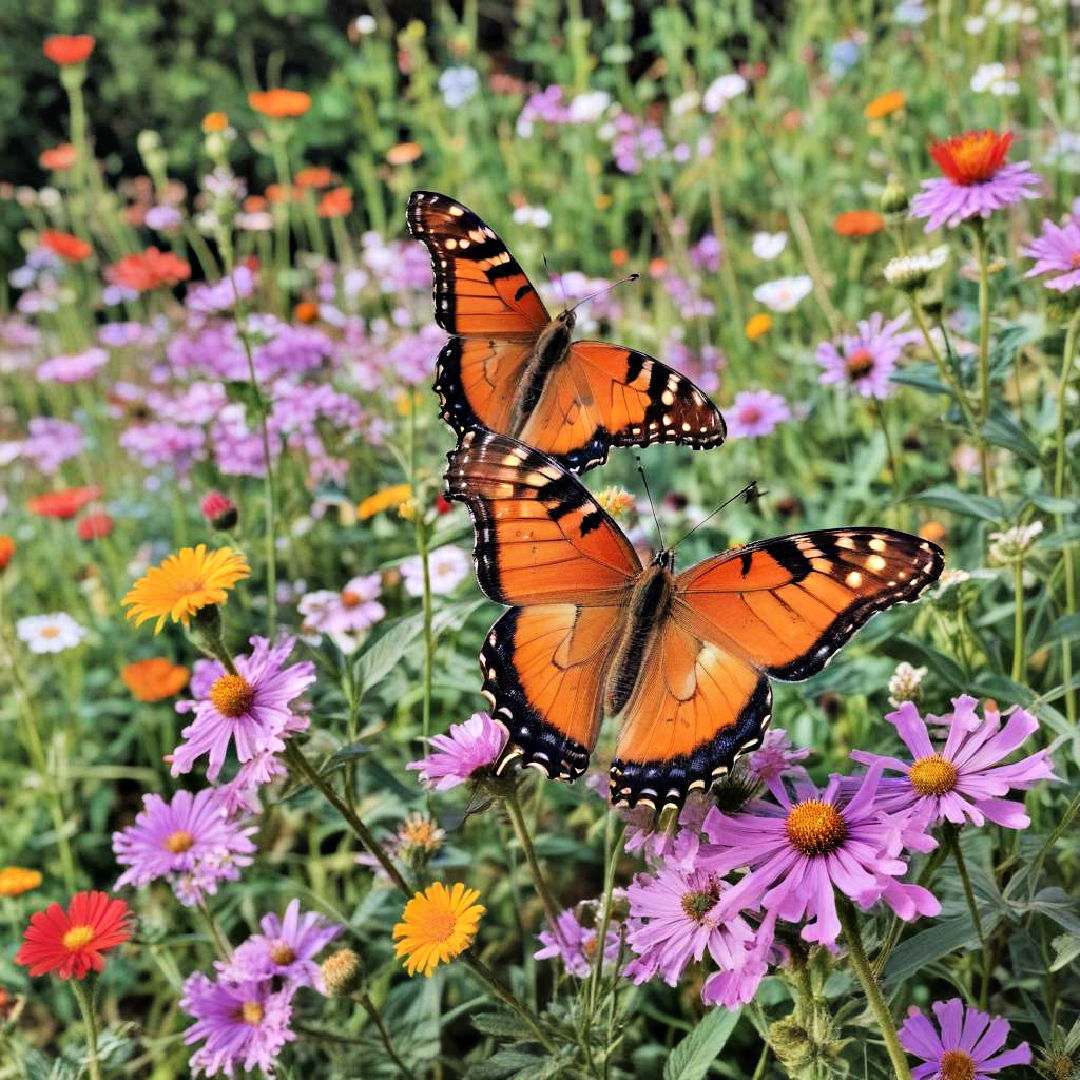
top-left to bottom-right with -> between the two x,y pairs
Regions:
321,948 -> 363,996
201,492 -> 238,531
880,175 -> 909,216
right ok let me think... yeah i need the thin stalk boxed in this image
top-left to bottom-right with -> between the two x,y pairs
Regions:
462,952 -> 560,1054
357,990 -> 418,1080
872,397 -> 901,501
1054,309 -> 1080,723
945,826 -> 989,1008
70,978 -> 101,1080
505,785 -> 564,945
588,815 -> 622,1020
283,742 -> 409,892
1012,554 -> 1025,683
408,389 -> 435,741
197,901 -> 232,961
907,298 -> 979,432
972,225 -> 993,494
837,898 -> 912,1080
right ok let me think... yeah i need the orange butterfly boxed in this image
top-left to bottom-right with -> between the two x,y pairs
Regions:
446,430 -> 945,811
407,191 -> 725,472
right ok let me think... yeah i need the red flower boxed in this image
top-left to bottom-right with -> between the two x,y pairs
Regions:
16,891 -> 132,979
200,491 -> 238,531
249,89 -> 312,119
317,188 -> 352,218
105,248 -> 190,292
43,35 -> 95,66
40,230 -> 92,262
76,513 -> 114,540
0,535 -> 14,571
929,130 -> 1013,186
832,210 -> 886,238
27,486 -> 101,519
293,166 -> 335,189
39,143 -> 77,171
434,494 -> 453,516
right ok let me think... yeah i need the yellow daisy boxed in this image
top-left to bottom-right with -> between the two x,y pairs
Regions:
392,882 -> 484,977
122,544 -> 250,633
0,866 -> 43,897
358,483 -> 413,521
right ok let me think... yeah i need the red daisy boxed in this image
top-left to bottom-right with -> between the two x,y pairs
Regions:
16,891 -> 132,979
27,486 -> 101,519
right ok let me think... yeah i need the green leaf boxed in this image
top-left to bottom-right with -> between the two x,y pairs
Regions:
224,379 -> 264,415
472,1011 -> 531,1038
912,485 -> 1004,522
352,615 -> 425,694
663,1007 -> 742,1080
981,412 -> 1039,464
1028,493 -> 1080,515
884,910 -> 1002,985
1043,613 -> 1080,646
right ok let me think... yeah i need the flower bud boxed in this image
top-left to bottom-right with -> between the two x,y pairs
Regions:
137,129 -> 162,156
880,174 -> 909,216
201,492 -> 238,531
321,948 -> 363,996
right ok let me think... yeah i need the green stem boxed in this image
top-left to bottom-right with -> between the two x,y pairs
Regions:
908,299 -> 979,433
462,952 -> 560,1054
284,742 -> 409,892
70,978 -> 101,1080
588,816 -> 621,1020
1054,310 -> 1080,723
505,785 -> 564,944
973,225 -> 993,495
1012,554 -> 1025,683
357,990 -> 418,1080
837,898 -> 912,1080
945,826 -> 989,1008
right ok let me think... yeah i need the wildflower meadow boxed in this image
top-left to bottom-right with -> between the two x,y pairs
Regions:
3,4 -> 1080,1078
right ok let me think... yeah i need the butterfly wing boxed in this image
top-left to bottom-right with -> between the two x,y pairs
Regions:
445,430 -> 641,778
609,527 -> 943,811
516,341 -> 726,472
407,190 -> 549,336
433,337 -> 533,439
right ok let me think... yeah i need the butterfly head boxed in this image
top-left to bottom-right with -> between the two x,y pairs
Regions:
653,548 -> 676,572
555,308 -> 577,330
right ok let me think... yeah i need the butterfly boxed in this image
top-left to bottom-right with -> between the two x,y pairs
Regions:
407,190 -> 726,473
445,429 -> 945,812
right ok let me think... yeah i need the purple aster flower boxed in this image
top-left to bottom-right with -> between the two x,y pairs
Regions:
700,766 -> 940,946
1022,214 -> 1080,292
701,910 -> 780,1010
727,389 -> 791,439
689,233 -> 723,273
850,696 -> 1058,830
623,866 -> 759,1001
623,792 -> 711,871
181,971 -> 295,1077
222,900 -> 342,990
99,321 -> 153,348
172,636 -> 315,782
213,751 -> 289,815
21,417 -> 84,474
816,311 -> 919,400
745,729 -> 812,797
899,998 -> 1031,1080
112,788 -> 256,907
37,347 -> 108,384
145,205 -> 184,231
119,420 -> 206,474
185,267 -> 256,315
406,712 -> 508,791
535,902 -> 622,979
911,129 -> 1041,232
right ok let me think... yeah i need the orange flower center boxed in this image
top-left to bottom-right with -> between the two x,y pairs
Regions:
239,1001 -> 265,1025
1071,252 -> 1080,267
210,674 -> 255,718
424,909 -> 458,943
785,800 -> 848,856
40,625 -> 61,639
270,943 -> 297,965
62,924 -> 96,951
341,590 -> 361,608
940,1049 -> 976,1080
846,347 -> 875,380
930,130 -> 1012,186
165,829 -> 196,853
908,754 -> 959,796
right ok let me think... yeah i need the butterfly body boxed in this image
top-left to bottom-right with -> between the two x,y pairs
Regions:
408,190 -> 726,472
446,430 -> 945,813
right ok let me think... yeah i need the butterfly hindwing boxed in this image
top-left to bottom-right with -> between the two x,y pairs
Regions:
673,528 -> 944,681
433,337 -> 532,437
406,191 -> 549,337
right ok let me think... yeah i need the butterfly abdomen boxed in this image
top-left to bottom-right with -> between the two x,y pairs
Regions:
509,314 -> 577,436
605,566 -> 675,716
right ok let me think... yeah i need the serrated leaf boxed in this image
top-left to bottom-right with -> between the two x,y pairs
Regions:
663,1007 -> 741,1080
913,485 -> 1004,522
352,615 -> 425,694
472,1011 -> 530,1038
1050,932 -> 1080,972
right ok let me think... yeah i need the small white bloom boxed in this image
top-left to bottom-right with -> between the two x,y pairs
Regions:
401,544 -> 471,597
751,231 -> 788,260
970,62 -> 1019,96
964,14 -> 987,32
512,205 -> 553,229
933,568 -> 972,593
702,73 -> 748,114
988,520 -> 1044,562
671,91 -> 700,116
353,14 -> 377,35
16,612 -> 86,654
883,245 -> 950,290
568,91 -> 611,123
751,275 -> 812,312
888,662 -> 928,708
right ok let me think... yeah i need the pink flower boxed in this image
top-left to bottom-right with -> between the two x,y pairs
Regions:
899,998 -> 1031,1079
535,903 -> 622,979
745,729 -> 812,797
700,766 -> 939,946
1022,214 -> 1080,292
37,347 -> 108,383
850,696 -> 1058,830
727,390 -> 791,439
911,129 -> 1041,232
816,311 -> 919,400
622,792 -> 712,871
406,712 -> 507,791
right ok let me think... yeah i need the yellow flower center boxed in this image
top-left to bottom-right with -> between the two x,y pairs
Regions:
785,800 -> 848,856
940,1049 -> 976,1080
270,943 -> 296,965
402,821 -> 439,849
165,829 -> 195,853
680,890 -> 717,922
62,924 -> 96,951
210,674 -> 255,718
909,754 -> 959,796
40,625 -> 61,639
239,1001 -> 265,1025
846,347 -> 875,380
424,909 -> 459,943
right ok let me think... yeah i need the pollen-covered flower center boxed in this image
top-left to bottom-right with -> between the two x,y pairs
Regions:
270,943 -> 296,965
402,821 -> 440,849
61,924 -> 96,951
341,590 -> 362,607
165,829 -> 195,853
210,673 -> 255,717
423,908 -> 459,943
909,754 -> 959,796
239,1001 -> 265,1025
1071,252 -> 1080,268
785,800 -> 848,856
845,347 -> 874,380
680,879 -> 722,923
939,1049 -> 976,1080
40,625 -> 61,639
739,406 -> 764,425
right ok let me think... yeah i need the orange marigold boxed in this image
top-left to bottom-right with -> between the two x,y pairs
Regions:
864,91 -> 906,120
745,313 -> 773,340
27,486 -> 101,519
0,867 -> 43,897
294,300 -> 320,324
39,143 -> 78,171
106,248 -> 191,292
0,535 -> 15,571
318,187 -> 353,218
833,210 -> 886,238
249,89 -> 312,119
293,166 -> 334,189
202,112 -> 229,133
386,142 -> 423,165
40,230 -> 92,262
43,35 -> 95,66
121,658 -> 190,702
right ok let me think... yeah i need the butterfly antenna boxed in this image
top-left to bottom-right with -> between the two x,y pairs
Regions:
636,456 -> 667,553
671,481 -> 761,550
543,254 -> 568,310
570,272 -> 640,314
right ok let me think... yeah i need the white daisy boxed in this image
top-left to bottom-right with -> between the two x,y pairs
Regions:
751,231 -> 788,261
751,275 -> 812,312
16,612 -> 87,654
401,545 -> 471,597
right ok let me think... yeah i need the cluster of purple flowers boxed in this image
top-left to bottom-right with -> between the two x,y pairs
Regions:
181,900 -> 341,1076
